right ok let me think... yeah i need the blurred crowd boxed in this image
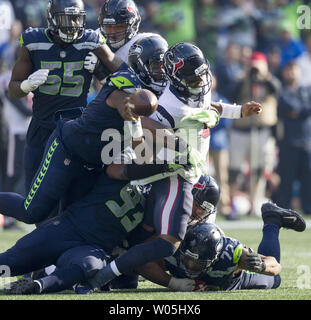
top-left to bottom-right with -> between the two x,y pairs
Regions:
0,0 -> 311,226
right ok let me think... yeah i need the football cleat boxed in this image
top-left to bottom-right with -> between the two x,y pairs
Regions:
4,278 -> 41,295
261,202 -> 306,232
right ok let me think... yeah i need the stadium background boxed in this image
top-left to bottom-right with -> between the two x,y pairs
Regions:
0,0 -> 310,300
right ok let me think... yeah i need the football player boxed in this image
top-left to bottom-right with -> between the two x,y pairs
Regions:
1,174 -> 219,294
82,43 -> 262,291
0,169 -> 145,294
137,202 -> 306,292
8,0 -> 123,193
0,35 -> 192,225
84,0 -> 167,94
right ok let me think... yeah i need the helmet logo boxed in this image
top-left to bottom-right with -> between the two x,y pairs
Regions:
127,5 -> 137,15
129,45 -> 142,57
193,182 -> 206,190
64,7 -> 80,14
173,58 -> 184,74
185,249 -> 199,260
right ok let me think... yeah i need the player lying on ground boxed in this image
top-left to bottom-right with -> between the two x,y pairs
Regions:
0,174 -> 217,294
135,202 -> 306,292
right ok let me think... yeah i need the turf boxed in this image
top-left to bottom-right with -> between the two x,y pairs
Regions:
0,218 -> 310,301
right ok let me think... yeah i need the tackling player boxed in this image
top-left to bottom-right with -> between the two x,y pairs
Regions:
84,43 -> 262,291
1,174 -> 219,294
137,202 -> 306,292
0,35 -> 191,225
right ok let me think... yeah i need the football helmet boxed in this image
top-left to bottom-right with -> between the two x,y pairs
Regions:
47,0 -> 86,43
179,223 -> 223,279
128,35 -> 168,95
191,175 -> 220,222
98,0 -> 141,51
164,42 -> 212,101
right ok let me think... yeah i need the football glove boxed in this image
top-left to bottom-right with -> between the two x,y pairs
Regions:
84,52 -> 98,73
20,69 -> 49,93
245,248 -> 266,273
192,280 -> 210,292
168,277 -> 195,291
180,106 -> 220,129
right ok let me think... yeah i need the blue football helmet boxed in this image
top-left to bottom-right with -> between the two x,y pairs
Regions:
164,42 -> 212,101
179,222 -> 223,279
47,0 -> 86,43
190,175 -> 220,222
98,0 -> 141,50
128,35 -> 168,95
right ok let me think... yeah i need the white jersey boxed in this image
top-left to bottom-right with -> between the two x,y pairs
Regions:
114,32 -> 160,63
150,84 -> 212,159
131,84 -> 217,186
96,30 -> 161,64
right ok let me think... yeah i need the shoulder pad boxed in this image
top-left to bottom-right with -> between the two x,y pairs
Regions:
107,70 -> 143,93
20,28 -> 48,46
79,29 -> 106,47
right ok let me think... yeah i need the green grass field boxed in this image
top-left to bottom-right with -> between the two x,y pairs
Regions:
0,217 -> 310,301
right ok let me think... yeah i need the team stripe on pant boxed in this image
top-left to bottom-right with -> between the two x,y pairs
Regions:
24,138 -> 59,210
160,175 -> 180,234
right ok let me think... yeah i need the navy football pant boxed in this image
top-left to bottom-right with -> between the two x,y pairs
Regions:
24,143 -> 45,194
0,131 -> 98,224
231,224 -> 281,290
0,215 -> 108,292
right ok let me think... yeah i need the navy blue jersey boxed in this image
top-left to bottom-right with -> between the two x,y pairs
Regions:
65,172 -> 145,254
21,27 -> 104,146
21,27 -> 104,121
61,68 -> 144,165
165,236 -> 244,290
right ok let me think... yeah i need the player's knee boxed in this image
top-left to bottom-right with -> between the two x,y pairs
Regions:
156,237 -> 178,258
78,256 -> 108,280
272,275 -> 281,289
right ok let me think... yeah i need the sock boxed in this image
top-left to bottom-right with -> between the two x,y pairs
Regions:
38,264 -> 85,293
257,224 -> 281,263
262,212 -> 282,228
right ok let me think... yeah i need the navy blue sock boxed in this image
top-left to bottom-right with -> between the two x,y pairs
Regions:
257,224 -> 280,263
116,237 -> 177,274
38,264 -> 85,293
89,238 -> 177,289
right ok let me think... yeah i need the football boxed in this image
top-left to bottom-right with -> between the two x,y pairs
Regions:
128,89 -> 158,116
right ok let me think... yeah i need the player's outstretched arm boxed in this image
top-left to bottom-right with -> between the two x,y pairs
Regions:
136,261 -> 196,292
211,100 -> 262,118
238,248 -> 281,276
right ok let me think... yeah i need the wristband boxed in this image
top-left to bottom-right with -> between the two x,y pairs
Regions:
125,118 -> 143,139
20,80 -> 32,94
219,100 -> 242,119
